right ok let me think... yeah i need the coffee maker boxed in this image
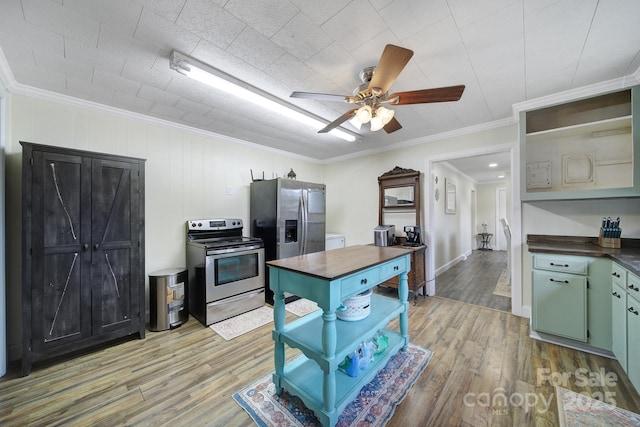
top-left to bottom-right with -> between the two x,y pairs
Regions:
403,225 -> 423,247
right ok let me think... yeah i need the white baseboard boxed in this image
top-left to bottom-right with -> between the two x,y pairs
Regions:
435,250 -> 472,277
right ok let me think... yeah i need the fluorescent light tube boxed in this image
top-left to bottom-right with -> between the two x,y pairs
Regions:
170,52 -> 357,142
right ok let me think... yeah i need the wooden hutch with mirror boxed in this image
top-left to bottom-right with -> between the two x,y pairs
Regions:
377,166 -> 426,303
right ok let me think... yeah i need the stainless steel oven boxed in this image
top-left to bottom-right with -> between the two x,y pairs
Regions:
186,219 -> 265,325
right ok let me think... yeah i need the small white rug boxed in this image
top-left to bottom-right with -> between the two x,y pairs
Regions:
209,306 -> 273,340
285,298 -> 320,317
492,269 -> 511,298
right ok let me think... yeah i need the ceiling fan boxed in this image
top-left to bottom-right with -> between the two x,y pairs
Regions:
291,44 -> 465,135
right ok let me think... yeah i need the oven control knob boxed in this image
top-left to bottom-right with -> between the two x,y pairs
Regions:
198,222 -> 202,227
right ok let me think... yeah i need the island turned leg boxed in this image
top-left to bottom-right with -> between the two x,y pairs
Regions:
273,282 -> 286,395
398,271 -> 409,350
321,310 -> 337,414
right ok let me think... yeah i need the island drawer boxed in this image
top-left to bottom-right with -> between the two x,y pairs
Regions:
340,268 -> 380,299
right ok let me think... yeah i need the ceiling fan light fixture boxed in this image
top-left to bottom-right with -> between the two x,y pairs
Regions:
376,106 -> 395,126
169,51 -> 357,142
370,115 -> 384,132
355,105 -> 372,124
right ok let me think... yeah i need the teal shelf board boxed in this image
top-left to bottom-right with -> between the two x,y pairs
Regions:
279,331 -> 405,422
277,294 -> 404,364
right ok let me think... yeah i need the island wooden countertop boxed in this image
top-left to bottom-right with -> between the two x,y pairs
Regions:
527,234 -> 640,276
266,245 -> 410,281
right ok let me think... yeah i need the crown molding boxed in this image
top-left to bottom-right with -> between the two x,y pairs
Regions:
323,116 -> 517,164
0,49 -> 322,164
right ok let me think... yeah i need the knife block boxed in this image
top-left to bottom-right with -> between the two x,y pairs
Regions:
598,228 -> 621,248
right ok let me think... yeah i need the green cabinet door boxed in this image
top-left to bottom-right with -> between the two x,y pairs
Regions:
612,282 -> 627,371
532,270 -> 587,342
627,293 -> 640,391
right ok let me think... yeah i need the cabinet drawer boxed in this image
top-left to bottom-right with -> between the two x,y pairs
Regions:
627,271 -> 640,295
378,256 -> 408,282
612,262 -> 627,287
340,268 -> 379,300
533,255 -> 588,275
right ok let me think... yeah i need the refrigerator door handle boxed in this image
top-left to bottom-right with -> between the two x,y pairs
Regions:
300,190 -> 307,255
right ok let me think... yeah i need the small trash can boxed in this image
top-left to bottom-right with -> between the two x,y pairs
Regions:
149,268 -> 188,331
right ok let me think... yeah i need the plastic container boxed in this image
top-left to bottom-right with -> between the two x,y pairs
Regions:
337,289 -> 372,321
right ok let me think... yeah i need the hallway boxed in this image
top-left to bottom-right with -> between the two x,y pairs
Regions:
435,250 -> 510,312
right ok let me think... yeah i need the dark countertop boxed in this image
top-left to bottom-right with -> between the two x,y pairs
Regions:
527,234 -> 640,276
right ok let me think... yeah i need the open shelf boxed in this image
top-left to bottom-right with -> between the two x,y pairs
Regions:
278,330 -> 405,423
279,294 -> 404,368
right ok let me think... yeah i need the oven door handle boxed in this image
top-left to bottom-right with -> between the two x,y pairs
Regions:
208,288 -> 265,306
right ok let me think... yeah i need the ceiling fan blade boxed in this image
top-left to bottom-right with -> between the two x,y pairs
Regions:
383,117 -> 402,133
389,85 -> 466,105
368,44 -> 414,95
318,109 -> 358,133
291,91 -> 356,103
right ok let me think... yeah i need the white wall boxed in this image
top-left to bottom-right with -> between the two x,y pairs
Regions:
431,162 -> 476,274
4,94 -> 323,360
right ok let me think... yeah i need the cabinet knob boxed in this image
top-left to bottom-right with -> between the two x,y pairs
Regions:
360,278 -> 368,285
612,272 -> 620,278
613,291 -> 621,298
629,285 -> 639,292
83,244 -> 89,251
94,243 -> 100,250
628,306 -> 639,316
394,265 -> 399,271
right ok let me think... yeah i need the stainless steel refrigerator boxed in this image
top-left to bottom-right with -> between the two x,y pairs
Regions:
250,178 -> 326,304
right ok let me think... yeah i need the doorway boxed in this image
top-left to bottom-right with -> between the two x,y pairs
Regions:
424,143 -> 522,316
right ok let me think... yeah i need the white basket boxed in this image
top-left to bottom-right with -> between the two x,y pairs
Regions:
337,289 -> 372,321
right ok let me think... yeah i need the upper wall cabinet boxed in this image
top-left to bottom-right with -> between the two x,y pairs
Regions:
520,86 -> 640,201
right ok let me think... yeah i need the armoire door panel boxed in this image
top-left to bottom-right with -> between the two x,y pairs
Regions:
41,252 -> 83,344
94,248 -> 133,331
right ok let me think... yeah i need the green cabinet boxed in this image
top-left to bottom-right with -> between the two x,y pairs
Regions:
609,262 -> 640,393
627,293 -> 640,389
520,86 -> 640,201
533,269 -> 587,342
611,279 -> 627,371
531,254 -> 611,350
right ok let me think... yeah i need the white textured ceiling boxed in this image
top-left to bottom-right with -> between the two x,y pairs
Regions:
1,0 -> 640,164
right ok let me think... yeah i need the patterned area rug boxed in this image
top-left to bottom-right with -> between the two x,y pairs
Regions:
556,386 -> 640,426
492,269 -> 511,298
285,298 -> 319,317
233,343 -> 433,426
209,306 -> 273,340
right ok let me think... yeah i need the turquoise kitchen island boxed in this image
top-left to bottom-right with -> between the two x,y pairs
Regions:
268,245 -> 411,427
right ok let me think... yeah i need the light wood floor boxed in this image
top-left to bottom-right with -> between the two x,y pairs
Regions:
2,296 -> 640,426
435,249 -> 511,312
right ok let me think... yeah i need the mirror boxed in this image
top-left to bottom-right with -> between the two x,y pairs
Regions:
445,179 -> 456,214
384,186 -> 415,207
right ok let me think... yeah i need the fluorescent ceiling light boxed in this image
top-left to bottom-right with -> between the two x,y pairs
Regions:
169,51 -> 357,142
489,163 -> 498,168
